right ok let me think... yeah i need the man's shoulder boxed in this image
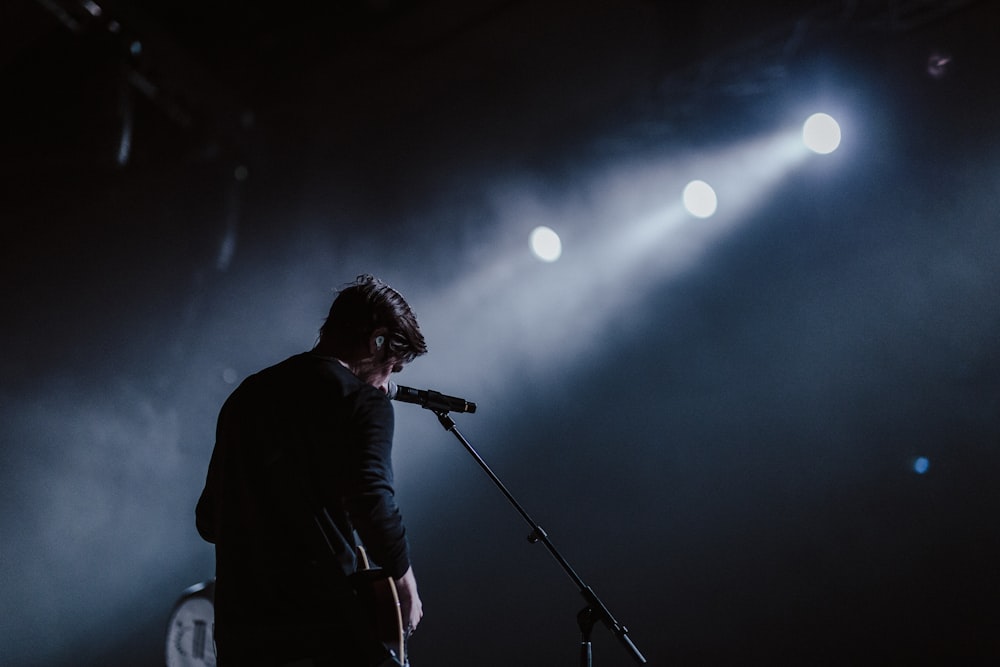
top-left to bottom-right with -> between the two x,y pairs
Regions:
258,353 -> 387,404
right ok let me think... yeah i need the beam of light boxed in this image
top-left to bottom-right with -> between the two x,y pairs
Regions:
802,113 -> 841,154
401,128 -> 811,413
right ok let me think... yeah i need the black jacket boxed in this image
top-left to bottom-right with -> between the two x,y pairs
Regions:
196,352 -> 410,664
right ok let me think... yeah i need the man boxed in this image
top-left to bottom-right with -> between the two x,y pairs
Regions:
196,274 -> 426,666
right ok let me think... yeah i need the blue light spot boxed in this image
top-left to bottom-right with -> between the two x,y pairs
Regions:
913,457 -> 930,474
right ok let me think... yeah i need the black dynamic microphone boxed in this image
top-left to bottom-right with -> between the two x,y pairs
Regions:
387,382 -> 477,414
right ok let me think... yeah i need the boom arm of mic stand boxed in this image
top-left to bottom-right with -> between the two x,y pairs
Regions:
432,410 -> 647,665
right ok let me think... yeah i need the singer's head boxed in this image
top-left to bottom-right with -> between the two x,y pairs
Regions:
314,274 -> 427,392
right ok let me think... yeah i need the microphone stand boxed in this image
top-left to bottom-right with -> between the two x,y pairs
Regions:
431,410 -> 647,666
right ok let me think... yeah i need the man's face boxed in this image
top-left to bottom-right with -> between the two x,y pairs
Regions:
356,357 -> 405,395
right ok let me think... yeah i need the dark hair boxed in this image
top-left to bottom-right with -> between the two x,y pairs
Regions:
319,274 -> 427,362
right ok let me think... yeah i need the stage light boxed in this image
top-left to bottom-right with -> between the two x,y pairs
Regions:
530,226 -> 562,262
927,52 -> 952,79
913,457 -> 930,474
802,113 -> 841,154
682,180 -> 718,218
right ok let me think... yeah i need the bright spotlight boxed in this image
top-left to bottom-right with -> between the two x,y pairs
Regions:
530,225 -> 562,262
802,113 -> 841,154
682,180 -> 718,218
913,456 -> 930,474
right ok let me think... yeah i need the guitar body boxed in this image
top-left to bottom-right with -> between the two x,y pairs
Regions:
354,546 -> 408,666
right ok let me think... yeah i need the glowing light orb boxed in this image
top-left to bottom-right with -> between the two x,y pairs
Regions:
927,52 -> 952,79
682,180 -> 718,218
913,456 -> 930,474
802,113 -> 841,154
530,226 -> 562,262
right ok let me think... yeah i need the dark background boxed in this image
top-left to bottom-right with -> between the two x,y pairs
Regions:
2,1 -> 999,665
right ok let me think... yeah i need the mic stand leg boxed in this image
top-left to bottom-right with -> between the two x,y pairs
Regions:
433,411 -> 647,665
578,606 -> 596,667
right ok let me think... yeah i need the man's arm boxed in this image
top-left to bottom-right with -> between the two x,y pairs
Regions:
195,439 -> 222,543
345,389 -> 411,578
196,390 -> 240,544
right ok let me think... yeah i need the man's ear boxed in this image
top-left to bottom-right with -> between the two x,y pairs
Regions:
369,327 -> 389,355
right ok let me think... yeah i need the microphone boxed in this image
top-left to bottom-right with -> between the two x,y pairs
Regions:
387,382 -> 477,414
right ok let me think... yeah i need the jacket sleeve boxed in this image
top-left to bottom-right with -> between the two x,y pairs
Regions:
343,389 -> 411,579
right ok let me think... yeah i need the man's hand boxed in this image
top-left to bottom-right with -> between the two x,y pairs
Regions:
394,565 -> 423,635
